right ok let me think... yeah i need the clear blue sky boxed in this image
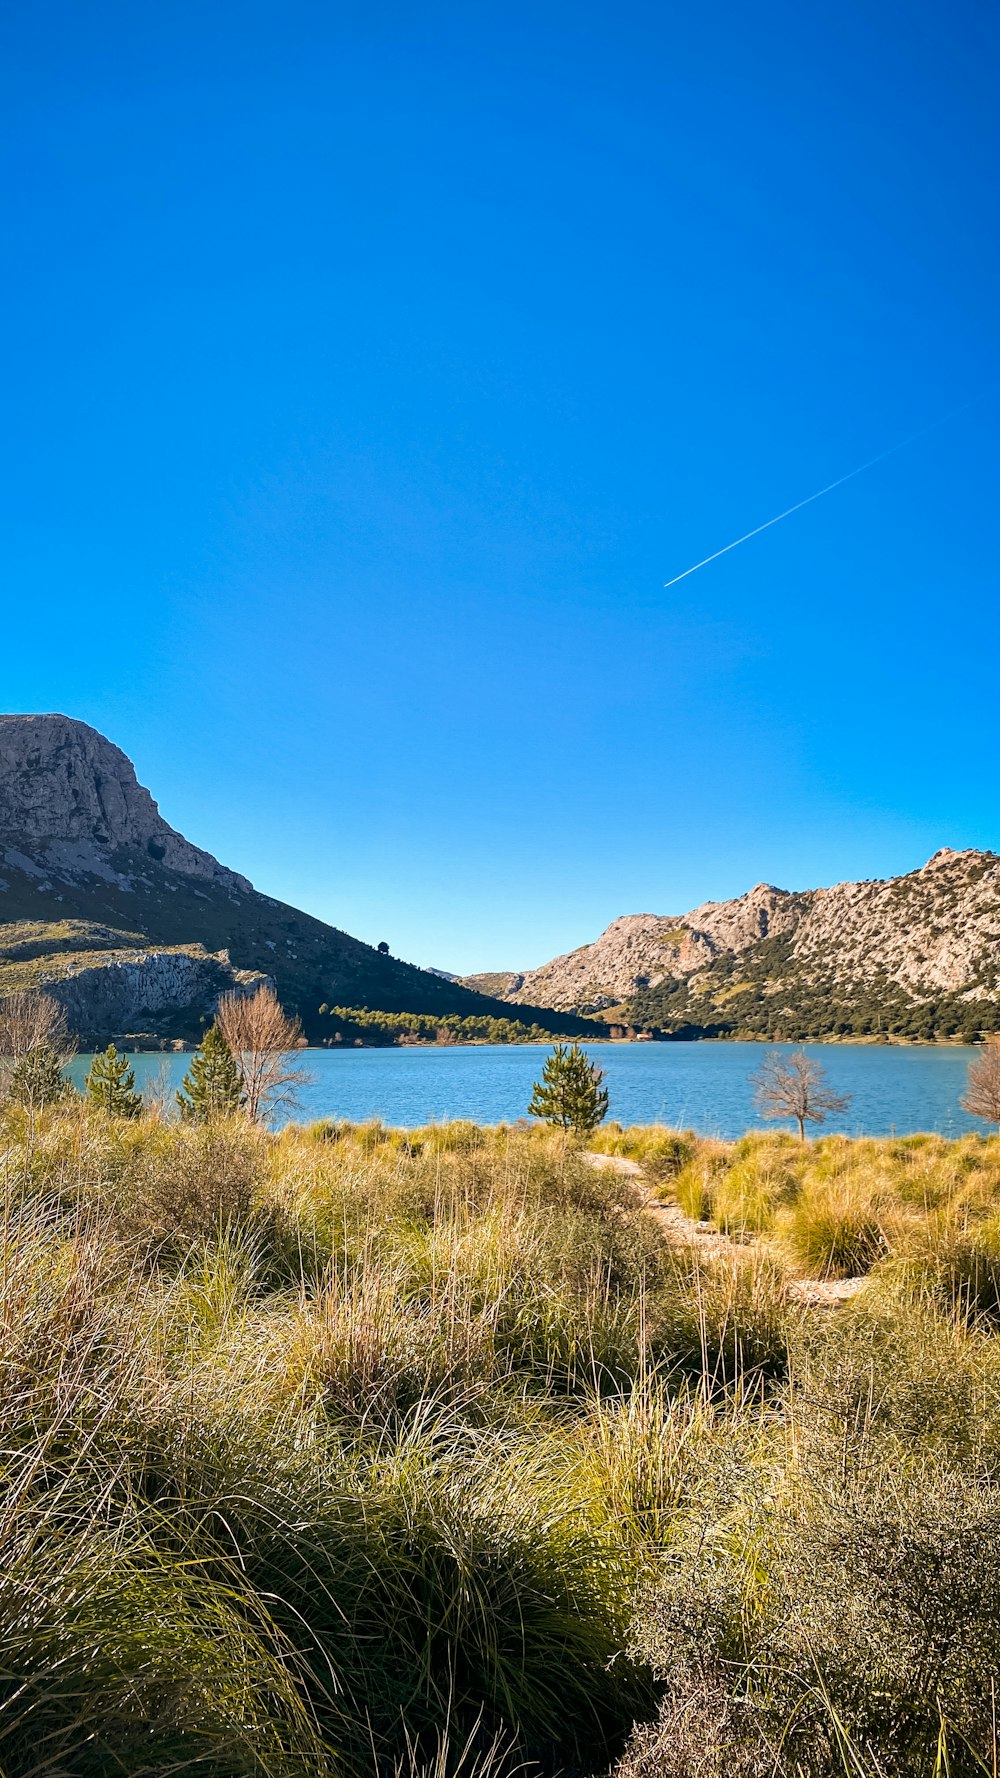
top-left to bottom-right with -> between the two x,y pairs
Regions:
2,1 -> 997,972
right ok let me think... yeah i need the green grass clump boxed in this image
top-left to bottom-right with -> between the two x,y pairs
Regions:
6,1104 -> 1000,1776
0,1105 -> 670,1774
616,1286 -> 1000,1777
651,1246 -> 798,1385
776,1178 -> 888,1277
709,1151 -> 798,1237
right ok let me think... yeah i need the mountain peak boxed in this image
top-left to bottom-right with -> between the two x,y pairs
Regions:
490,853 -> 1000,1036
920,847 -> 993,873
0,712 -> 250,893
0,713 -> 598,1047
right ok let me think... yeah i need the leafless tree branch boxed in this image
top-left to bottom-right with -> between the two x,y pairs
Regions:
961,1037 -> 1000,1132
215,983 -> 309,1123
750,1048 -> 851,1142
0,990 -> 76,1063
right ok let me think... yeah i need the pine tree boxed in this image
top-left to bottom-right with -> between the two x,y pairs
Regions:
528,1042 -> 609,1135
86,1044 -> 143,1118
8,1043 -> 72,1112
176,1026 -> 244,1123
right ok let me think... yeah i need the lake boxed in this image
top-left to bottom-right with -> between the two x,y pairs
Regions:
67,1041 -> 991,1139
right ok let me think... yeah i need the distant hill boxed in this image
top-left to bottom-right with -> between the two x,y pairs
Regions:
460,970 -> 524,998
0,715 -> 603,1047
482,852 -> 1000,1042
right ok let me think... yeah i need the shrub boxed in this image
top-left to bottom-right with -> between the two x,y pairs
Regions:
619,1301 -> 1000,1777
777,1178 -> 888,1277
118,1119 -> 267,1246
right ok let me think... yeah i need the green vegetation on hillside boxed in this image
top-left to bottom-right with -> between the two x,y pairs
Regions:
315,1004 -> 598,1045
0,921 -> 205,995
0,857 -> 607,1045
459,970 -> 522,997
624,929 -> 1000,1040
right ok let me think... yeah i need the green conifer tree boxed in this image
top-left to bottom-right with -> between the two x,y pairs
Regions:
528,1043 -> 609,1135
85,1044 -> 143,1118
8,1043 -> 72,1112
176,1026 -> 244,1122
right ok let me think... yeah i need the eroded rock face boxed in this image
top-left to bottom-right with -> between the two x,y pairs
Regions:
503,852 -> 1000,1014
0,714 -> 250,892
44,949 -> 270,1044
796,853 -> 1000,996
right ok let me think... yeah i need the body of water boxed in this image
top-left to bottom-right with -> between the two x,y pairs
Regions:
68,1041 -> 990,1139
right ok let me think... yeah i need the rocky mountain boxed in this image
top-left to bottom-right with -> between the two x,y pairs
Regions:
0,715 -> 600,1047
488,851 -> 1000,1041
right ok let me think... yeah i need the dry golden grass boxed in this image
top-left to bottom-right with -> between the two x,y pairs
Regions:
1,1103 -> 1000,1775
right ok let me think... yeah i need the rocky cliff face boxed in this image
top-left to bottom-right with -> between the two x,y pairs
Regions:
0,714 -> 596,1047
506,888 -> 814,1012
499,850 -> 1000,1039
0,714 -> 249,892
43,948 -> 270,1045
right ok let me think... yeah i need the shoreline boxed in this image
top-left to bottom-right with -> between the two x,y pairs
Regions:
104,1031 -> 986,1055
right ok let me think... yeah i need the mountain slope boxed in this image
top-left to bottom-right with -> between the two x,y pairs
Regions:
492,851 -> 1000,1041
0,715 -> 601,1045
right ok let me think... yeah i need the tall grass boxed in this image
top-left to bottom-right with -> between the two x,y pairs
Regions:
3,1106 -> 1000,1775
603,1125 -> 1000,1279
0,1108 -> 671,1774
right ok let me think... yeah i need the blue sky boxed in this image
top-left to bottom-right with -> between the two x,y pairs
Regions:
2,0 -> 997,972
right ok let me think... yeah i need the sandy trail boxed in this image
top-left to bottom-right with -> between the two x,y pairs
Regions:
584,1150 -> 868,1307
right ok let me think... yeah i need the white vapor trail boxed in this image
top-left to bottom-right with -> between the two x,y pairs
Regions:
663,390 -> 990,589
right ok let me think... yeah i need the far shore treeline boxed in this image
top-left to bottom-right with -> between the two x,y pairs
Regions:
314,1004 -> 610,1046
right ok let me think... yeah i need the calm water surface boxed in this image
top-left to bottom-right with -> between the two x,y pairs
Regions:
69,1042 -> 988,1139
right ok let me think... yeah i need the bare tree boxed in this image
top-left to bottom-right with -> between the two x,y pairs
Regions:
0,990 -> 77,1117
215,983 -> 307,1123
961,1037 -> 1000,1133
0,990 -> 75,1062
750,1048 -> 851,1142
141,1057 -> 179,1121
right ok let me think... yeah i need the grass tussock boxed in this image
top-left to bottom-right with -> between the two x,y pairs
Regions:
605,1125 -> 1000,1278
3,1105 -> 1000,1774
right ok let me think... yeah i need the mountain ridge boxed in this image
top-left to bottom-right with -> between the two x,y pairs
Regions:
0,715 -> 602,1046
471,848 -> 1000,1042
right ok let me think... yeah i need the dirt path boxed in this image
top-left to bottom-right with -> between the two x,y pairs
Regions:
584,1150 -> 868,1308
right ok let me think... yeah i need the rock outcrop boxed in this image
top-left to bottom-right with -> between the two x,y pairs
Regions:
43,948 -> 270,1045
0,714 -> 597,1047
0,714 -> 249,892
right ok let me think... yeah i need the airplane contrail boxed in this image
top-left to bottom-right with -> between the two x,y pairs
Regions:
663,389 -> 990,589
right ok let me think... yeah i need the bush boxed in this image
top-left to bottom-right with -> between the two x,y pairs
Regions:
618,1285 -> 1000,1778
777,1179 -> 888,1277
117,1119 -> 268,1246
